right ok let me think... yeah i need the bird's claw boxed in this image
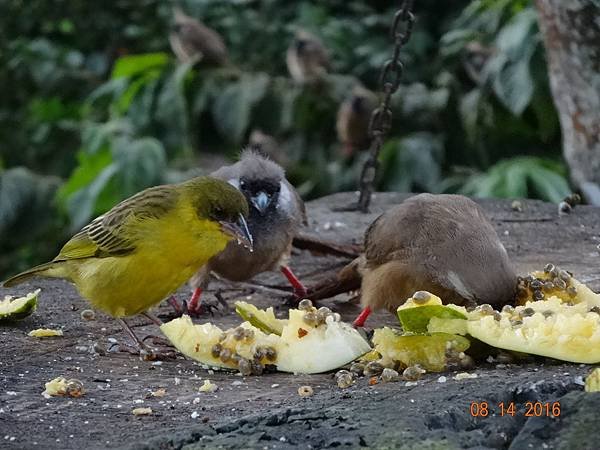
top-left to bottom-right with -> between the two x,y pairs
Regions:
108,340 -> 177,361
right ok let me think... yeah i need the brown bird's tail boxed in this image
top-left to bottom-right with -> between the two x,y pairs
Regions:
305,256 -> 363,301
3,261 -> 60,287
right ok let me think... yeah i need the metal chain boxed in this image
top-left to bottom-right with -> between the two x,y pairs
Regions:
356,0 -> 415,213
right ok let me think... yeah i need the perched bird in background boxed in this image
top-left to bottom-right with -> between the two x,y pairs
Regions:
336,86 -> 377,157
248,130 -> 289,168
169,7 -> 228,66
351,194 -> 517,327
184,150 -> 307,316
462,41 -> 494,85
3,177 -> 252,358
286,29 -> 330,84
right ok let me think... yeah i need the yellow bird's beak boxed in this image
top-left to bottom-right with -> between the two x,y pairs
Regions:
220,214 -> 253,252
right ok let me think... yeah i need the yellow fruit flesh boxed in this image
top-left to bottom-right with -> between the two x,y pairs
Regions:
160,307 -> 371,374
371,327 -> 470,372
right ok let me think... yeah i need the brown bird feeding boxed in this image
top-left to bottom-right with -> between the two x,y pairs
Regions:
169,7 -> 228,66
336,86 -> 377,157
351,194 -> 517,327
286,30 -> 330,84
183,150 -> 307,315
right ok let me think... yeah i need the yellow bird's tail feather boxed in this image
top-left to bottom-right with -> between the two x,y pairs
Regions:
3,261 -> 63,287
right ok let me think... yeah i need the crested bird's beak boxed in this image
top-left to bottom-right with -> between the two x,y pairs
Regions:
251,191 -> 270,214
220,214 -> 253,252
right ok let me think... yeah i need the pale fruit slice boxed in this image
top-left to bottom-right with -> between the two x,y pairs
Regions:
465,297 -> 600,363
235,301 -> 286,335
160,304 -> 371,374
0,289 -> 39,322
397,292 -> 467,333
371,327 -> 470,372
160,316 -> 279,372
275,309 -> 372,374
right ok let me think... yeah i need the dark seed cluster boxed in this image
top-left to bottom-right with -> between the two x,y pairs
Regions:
516,264 -> 577,304
299,300 -> 341,327
211,327 -> 277,376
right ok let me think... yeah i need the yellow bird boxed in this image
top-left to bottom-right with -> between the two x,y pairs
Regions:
3,176 -> 252,358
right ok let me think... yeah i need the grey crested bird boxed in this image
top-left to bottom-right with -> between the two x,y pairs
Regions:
184,149 -> 307,315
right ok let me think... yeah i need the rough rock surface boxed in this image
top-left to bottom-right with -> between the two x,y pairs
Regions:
1,192 -> 600,449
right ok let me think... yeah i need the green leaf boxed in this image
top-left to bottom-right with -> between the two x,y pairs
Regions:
112,136 -> 166,197
111,53 -> 169,79
212,73 -> 270,143
56,148 -> 113,205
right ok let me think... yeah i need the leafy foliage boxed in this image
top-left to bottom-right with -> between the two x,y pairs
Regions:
0,0 -> 574,277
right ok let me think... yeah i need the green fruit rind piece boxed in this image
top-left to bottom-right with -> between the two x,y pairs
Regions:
372,327 -> 470,372
398,305 -> 468,333
235,301 -> 285,336
0,289 -> 39,322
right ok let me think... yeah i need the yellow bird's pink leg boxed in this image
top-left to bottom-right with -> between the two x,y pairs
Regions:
186,288 -> 204,315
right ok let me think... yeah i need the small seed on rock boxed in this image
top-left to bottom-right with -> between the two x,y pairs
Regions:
380,368 -> 399,383
402,365 -> 425,381
335,370 -> 355,388
363,361 -> 384,377
298,386 -> 314,397
511,200 -> 522,212
349,362 -> 365,376
80,309 -> 96,321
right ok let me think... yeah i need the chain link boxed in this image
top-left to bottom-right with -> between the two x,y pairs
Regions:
356,0 -> 415,212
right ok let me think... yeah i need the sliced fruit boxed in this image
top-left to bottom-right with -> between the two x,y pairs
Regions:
517,265 -> 600,307
235,301 -> 285,335
276,309 -> 371,374
464,297 -> 600,363
397,292 -> 467,333
160,316 -> 278,371
42,377 -> 84,398
160,303 -> 371,375
28,328 -> 63,338
0,289 -> 39,322
371,327 -> 470,372
585,368 -> 600,392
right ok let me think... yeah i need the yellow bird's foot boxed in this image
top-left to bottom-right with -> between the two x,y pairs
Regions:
114,318 -> 177,361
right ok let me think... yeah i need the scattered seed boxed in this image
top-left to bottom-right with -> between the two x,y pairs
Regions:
530,279 -> 542,290
298,299 -> 313,311
368,377 -> 378,386
349,362 -> 365,376
335,370 -> 355,388
80,310 -> 96,321
251,362 -> 264,376
554,279 -> 567,290
590,307 -> 600,315
132,407 -> 152,416
478,304 -> 494,315
264,347 -> 277,362
533,290 -> 544,301
544,263 -> 555,273
233,327 -> 245,341
402,365 -> 425,381
520,307 -> 535,317
542,281 -> 555,292
219,348 -> 232,363
198,380 -> 218,393
501,305 -> 515,314
380,368 -> 399,383
558,270 -> 571,282
363,361 -> 384,377
567,286 -> 578,297
542,310 -> 554,318
511,200 -> 523,212
211,344 -> 222,358
238,358 -> 252,376
302,312 -> 318,327
298,386 -> 314,397
412,291 -> 431,304
558,201 -> 572,215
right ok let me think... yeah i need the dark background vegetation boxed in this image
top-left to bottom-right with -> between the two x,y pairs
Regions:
0,0 -> 571,278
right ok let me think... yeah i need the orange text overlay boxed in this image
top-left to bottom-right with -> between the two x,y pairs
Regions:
469,401 -> 561,418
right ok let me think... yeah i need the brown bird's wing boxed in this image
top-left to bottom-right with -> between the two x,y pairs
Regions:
174,20 -> 227,64
56,186 -> 178,261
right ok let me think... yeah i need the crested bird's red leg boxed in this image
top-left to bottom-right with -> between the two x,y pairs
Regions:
280,266 -> 307,299
186,288 -> 204,316
352,306 -> 372,328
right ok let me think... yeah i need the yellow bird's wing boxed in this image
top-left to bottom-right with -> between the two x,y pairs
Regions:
56,185 -> 179,261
